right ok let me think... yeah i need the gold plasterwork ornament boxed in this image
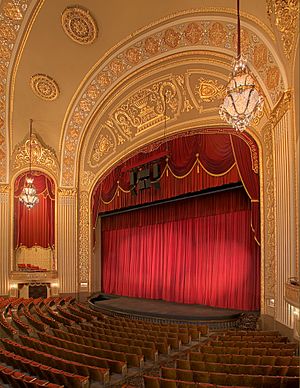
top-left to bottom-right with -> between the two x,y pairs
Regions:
91,134 -> 114,163
13,133 -> 59,176
196,78 -> 226,103
79,191 -> 90,283
114,80 -> 178,136
61,6 -> 98,45
267,0 -> 299,59
30,74 -> 60,101
61,13 -> 284,186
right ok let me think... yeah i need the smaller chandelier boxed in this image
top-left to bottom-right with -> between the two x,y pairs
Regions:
19,119 -> 39,209
19,176 -> 39,209
219,0 -> 264,132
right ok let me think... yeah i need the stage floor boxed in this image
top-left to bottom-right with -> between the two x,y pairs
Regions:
90,294 -> 244,323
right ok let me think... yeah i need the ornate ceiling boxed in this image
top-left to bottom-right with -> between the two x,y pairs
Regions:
0,0 -> 298,186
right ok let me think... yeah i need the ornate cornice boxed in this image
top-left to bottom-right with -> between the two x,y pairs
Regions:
58,188 -> 77,197
12,133 -> 59,176
270,90 -> 293,127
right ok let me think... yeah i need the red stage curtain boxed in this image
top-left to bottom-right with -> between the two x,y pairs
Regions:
93,132 -> 260,245
101,188 -> 260,311
14,171 -> 55,248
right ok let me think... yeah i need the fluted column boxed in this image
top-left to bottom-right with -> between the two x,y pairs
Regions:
0,184 -> 10,295
57,189 -> 78,294
272,92 -> 297,328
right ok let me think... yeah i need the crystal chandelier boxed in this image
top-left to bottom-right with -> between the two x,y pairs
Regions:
19,119 -> 39,209
219,0 -> 264,132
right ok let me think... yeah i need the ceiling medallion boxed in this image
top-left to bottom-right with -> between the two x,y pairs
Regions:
61,6 -> 98,45
30,74 -> 59,101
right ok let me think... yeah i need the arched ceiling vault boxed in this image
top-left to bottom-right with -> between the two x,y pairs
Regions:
0,0 -> 298,185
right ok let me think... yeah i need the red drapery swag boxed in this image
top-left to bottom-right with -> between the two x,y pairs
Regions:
93,131 -> 260,243
14,171 -> 55,248
101,188 -> 260,311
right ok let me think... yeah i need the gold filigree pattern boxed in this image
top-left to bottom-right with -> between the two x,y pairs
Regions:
58,188 -> 76,197
80,170 -> 96,190
195,78 -> 226,103
263,123 -> 275,298
91,134 -> 114,163
79,191 -> 89,283
267,0 -> 299,59
30,74 -> 60,101
0,184 -> 9,193
0,0 -> 29,182
61,6 -> 98,45
114,80 -> 178,136
13,133 -> 59,176
61,12 -> 284,186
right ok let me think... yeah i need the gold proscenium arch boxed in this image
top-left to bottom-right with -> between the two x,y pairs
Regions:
60,9 -> 287,188
75,48 -> 272,313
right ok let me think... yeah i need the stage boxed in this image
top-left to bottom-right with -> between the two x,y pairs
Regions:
89,294 -> 252,329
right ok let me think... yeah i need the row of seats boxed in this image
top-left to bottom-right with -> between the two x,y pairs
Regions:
0,347 -> 89,387
163,367 -> 299,387
1,337 -> 109,384
185,352 -> 299,366
173,361 -> 299,376
80,321 -> 171,353
17,263 -> 47,272
66,325 -> 159,360
0,364 -> 63,388
81,320 -> 183,349
194,345 -> 295,356
37,329 -> 143,368
207,340 -> 298,350
211,334 -> 288,343
52,327 -> 158,361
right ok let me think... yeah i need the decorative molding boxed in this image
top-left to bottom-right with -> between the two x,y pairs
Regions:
61,12 -> 284,186
0,0 -> 30,181
30,74 -> 60,101
79,191 -> 89,284
195,78 -> 226,103
267,0 -> 299,59
10,271 -> 58,282
263,123 -> 275,298
58,188 -> 77,197
0,184 -> 9,193
80,170 -> 96,190
270,90 -> 292,127
12,133 -> 59,176
61,6 -> 98,45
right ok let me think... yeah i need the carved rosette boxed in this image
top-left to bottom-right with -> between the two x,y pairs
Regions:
13,133 -> 59,177
62,6 -> 98,45
30,74 -> 60,101
79,191 -> 90,284
0,0 -> 30,182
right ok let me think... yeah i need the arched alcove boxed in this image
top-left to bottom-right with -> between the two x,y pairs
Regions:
13,170 -> 56,272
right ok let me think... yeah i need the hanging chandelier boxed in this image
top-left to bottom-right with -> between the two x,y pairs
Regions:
219,0 -> 264,132
19,119 -> 39,209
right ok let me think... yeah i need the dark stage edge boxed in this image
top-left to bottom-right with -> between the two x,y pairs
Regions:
89,294 -> 250,329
